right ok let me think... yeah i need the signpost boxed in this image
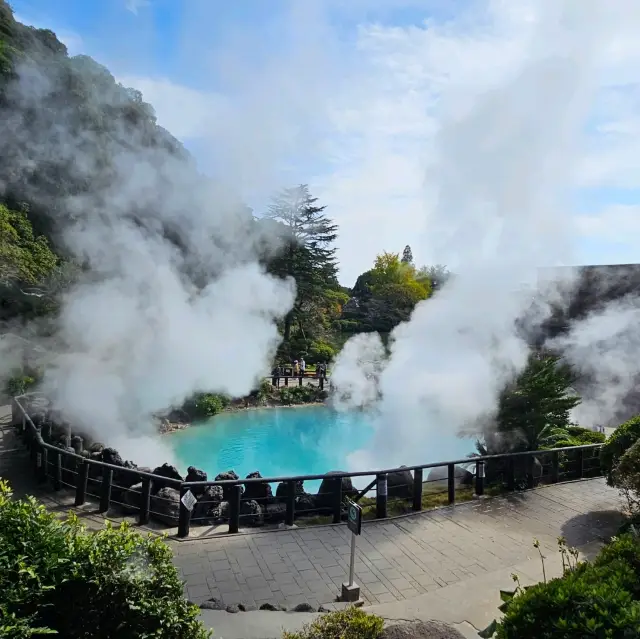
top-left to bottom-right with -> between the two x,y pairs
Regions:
341,499 -> 362,602
181,489 -> 197,512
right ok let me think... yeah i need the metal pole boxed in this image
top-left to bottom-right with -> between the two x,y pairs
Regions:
348,532 -> 356,587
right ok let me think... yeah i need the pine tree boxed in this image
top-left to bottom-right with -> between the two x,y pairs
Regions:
265,185 -> 338,342
401,245 -> 413,265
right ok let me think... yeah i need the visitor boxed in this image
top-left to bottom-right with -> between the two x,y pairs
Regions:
271,364 -> 280,387
293,360 -> 299,376
299,357 -> 306,376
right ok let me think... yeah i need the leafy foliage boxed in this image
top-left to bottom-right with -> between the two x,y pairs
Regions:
481,534 -> 640,638
479,354 -> 581,455
278,384 -> 327,406
182,392 -> 230,420
0,479 -> 209,638
600,415 -> 640,483
4,373 -> 36,397
283,607 -> 384,639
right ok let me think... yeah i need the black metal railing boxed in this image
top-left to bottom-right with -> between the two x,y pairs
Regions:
11,394 -> 604,539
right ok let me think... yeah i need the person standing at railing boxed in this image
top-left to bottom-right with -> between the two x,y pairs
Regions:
299,356 -> 306,378
293,360 -> 299,376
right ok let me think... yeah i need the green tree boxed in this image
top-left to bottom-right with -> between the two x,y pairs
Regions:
401,244 -> 413,264
265,184 -> 339,343
416,263 -> 451,291
479,354 -> 581,455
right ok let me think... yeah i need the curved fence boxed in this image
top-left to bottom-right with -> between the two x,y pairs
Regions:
11,393 -> 604,539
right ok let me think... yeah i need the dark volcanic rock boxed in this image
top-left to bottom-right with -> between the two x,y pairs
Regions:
259,603 -> 278,611
387,466 -> 413,499
192,485 -> 224,522
88,442 -> 105,454
295,493 -> 317,515
214,470 -> 242,501
122,482 -> 143,512
244,471 -> 273,502
208,500 -> 230,523
200,598 -> 225,611
293,603 -> 315,613
264,502 -> 287,524
186,466 -> 207,496
225,604 -> 240,614
427,465 -> 474,486
317,471 -> 358,510
240,499 -> 264,527
151,463 -> 184,493
101,447 -> 124,466
275,479 -> 304,502
150,486 -> 181,525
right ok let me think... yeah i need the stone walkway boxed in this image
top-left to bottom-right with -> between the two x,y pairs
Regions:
172,478 -> 623,610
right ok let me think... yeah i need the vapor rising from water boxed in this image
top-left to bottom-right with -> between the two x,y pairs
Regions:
332,1 -> 625,469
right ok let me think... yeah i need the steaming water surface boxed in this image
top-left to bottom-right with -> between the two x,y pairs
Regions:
168,405 -> 472,490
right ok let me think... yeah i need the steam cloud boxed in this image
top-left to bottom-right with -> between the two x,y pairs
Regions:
332,1 -> 635,469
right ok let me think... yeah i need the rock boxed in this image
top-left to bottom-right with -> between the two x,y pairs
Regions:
427,465 -> 474,487
318,605 -> 331,613
380,621 -> 466,639
123,482 -> 143,512
225,604 -> 240,613
215,470 -> 242,501
275,480 -> 304,503
200,598 -> 225,611
264,502 -> 287,524
151,463 -> 184,493
317,471 -> 358,510
387,467 -> 413,499
192,485 -> 224,522
101,447 -> 125,466
244,471 -> 273,503
293,603 -> 315,613
238,603 -> 256,612
295,493 -> 317,516
259,603 -> 278,611
70,435 -> 84,455
167,408 -> 190,423
186,466 -> 208,496
240,499 -> 264,527
209,501 -> 230,523
150,486 -> 181,525
88,442 -> 105,454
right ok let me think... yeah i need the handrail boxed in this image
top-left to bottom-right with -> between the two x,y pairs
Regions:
11,392 -> 605,539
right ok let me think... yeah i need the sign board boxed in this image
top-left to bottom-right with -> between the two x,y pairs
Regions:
36,452 -> 42,468
377,475 -> 388,497
181,489 -> 197,512
346,499 -> 362,536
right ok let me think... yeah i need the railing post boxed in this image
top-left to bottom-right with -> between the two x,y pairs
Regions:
319,377 -> 324,391
178,485 -> 192,538
507,457 -> 516,491
447,463 -> 456,504
551,451 -> 560,483
475,461 -> 485,497
412,468 -> 423,511
284,376 -> 289,387
75,461 -> 89,506
99,467 -> 112,513
139,478 -> 151,525
229,485 -> 242,534
332,476 -> 343,524
577,448 -> 585,479
285,481 -> 296,526
376,473 -> 388,519
298,376 -> 303,387
54,451 -> 62,491
38,447 -> 48,483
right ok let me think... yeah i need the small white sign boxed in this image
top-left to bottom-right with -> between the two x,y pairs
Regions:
36,453 -> 42,468
181,489 -> 197,511
377,476 -> 388,497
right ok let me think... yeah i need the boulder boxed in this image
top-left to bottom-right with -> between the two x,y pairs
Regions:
70,435 -> 84,455
316,471 -> 357,510
150,486 -> 181,525
167,408 -> 191,423
264,502 -> 287,524
192,485 -> 224,522
101,447 -> 124,467
240,499 -> 264,527
295,493 -> 317,516
209,500 -> 230,524
123,482 -> 143,512
387,467 -> 413,499
151,463 -> 184,493
88,442 -> 105,454
200,598 -> 225,611
214,470 -> 242,501
275,479 -> 304,503
293,603 -> 315,613
244,471 -> 273,503
186,466 -> 207,496
380,621 -> 465,639
427,465 -> 474,487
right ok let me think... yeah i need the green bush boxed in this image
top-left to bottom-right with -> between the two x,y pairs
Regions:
182,392 -> 230,419
600,415 -> 640,483
283,607 -> 383,639
278,385 -> 327,406
308,340 -> 336,365
4,375 -> 36,397
565,426 -> 606,445
0,479 -> 209,638
611,439 -> 640,513
482,534 -> 640,639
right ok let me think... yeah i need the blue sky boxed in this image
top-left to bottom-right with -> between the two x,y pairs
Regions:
8,0 -> 640,283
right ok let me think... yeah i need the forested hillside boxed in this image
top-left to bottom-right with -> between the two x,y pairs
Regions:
0,2 -> 449,365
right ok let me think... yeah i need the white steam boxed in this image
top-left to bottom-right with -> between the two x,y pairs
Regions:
333,1 -> 616,469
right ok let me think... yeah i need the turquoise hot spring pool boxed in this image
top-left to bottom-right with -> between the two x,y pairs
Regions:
168,405 -> 472,491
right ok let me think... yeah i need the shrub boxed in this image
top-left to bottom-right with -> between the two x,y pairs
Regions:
611,439 -> 640,513
600,415 -> 640,483
481,534 -> 640,639
0,479 -> 209,638
565,425 -> 606,445
308,340 -> 336,365
4,374 -> 36,397
183,392 -> 230,419
278,385 -> 327,406
283,607 -> 383,639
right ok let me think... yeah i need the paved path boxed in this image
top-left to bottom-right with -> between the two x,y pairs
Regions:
172,478 -> 624,612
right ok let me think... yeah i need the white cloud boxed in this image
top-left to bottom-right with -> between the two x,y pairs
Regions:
79,1 -> 640,282
125,0 -> 150,16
